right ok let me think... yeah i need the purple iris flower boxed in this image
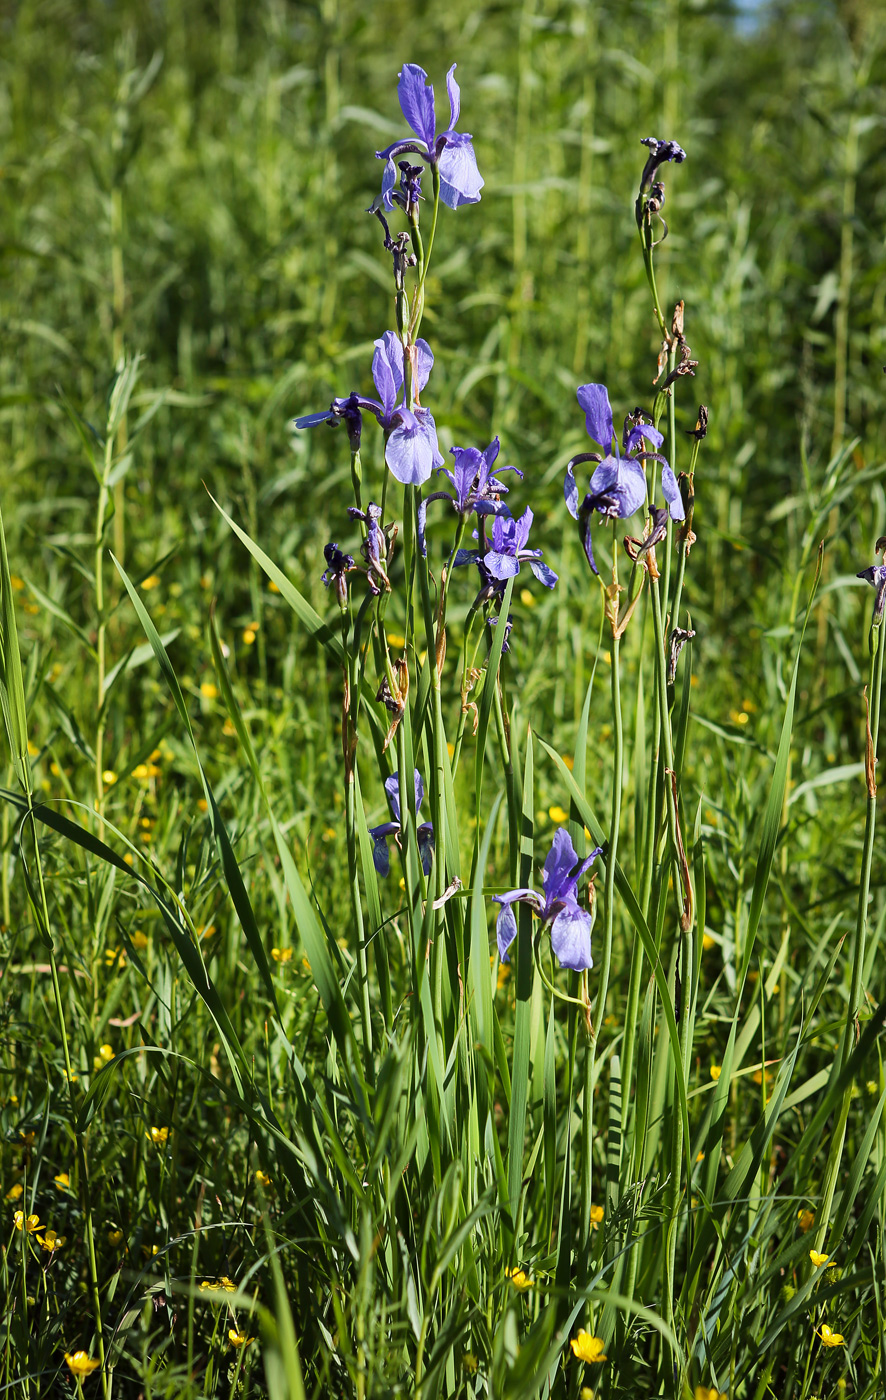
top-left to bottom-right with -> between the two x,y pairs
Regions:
454,508 -> 558,590
494,827 -> 603,972
564,382 -> 682,574
294,332 -> 443,486
369,769 -> 434,877
321,542 -> 354,607
376,64 -> 484,211
418,437 -> 521,555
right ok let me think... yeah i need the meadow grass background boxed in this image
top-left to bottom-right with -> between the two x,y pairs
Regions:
2,0 -> 886,1395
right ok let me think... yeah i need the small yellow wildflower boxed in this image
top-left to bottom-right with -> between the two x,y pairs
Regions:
519,588 -> 535,607
271,947 -> 292,963
702,933 -> 716,951
102,770 -> 118,786
710,1065 -> 722,1081
462,1352 -> 478,1374
141,575 -> 161,590
729,710 -> 749,725
446,742 -> 455,760
9,575 -> 23,592
197,797 -> 208,813
63,1068 -> 78,1084
548,805 -> 569,824
570,1331 -> 606,1363
54,1173 -> 70,1191
131,930 -> 149,951
817,1324 -> 844,1347
497,961 -> 510,989
65,1352 -> 101,1377
142,1244 -> 160,1257
589,1204 -> 604,1230
219,1276 -> 236,1291
99,1044 -> 114,1063
696,1151 -> 705,1163
105,947 -> 125,968
123,853 -> 134,866
563,755 -> 574,771
580,1390 -> 595,1400
222,719 -> 236,737
228,1329 -> 253,1347
269,580 -> 280,593
255,1170 -> 271,1187
40,1229 -> 66,1253
147,1126 -> 169,1147
386,633 -> 406,649
243,628 -> 256,645
19,1130 -> 35,1146
14,1211 -> 40,1233
199,924 -> 217,941
809,1250 -> 830,1267
108,1229 -> 123,1245
131,762 -> 161,780
6,1183 -> 23,1202
695,1388 -> 729,1400
321,826 -> 336,842
199,1280 -> 218,1290
506,1266 -> 533,1291
201,681 -> 220,700
797,1209 -> 815,1233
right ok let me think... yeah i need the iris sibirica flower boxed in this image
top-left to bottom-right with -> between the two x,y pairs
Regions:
564,382 -> 682,575
294,332 -> 443,486
376,65 -> 484,212
494,827 -> 602,972
369,769 -> 434,877
455,507 -> 558,590
418,437 -> 521,554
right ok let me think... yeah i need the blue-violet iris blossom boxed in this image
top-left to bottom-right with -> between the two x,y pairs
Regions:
376,64 -> 484,211
455,507 -> 558,590
418,437 -> 521,555
294,331 -> 443,486
858,564 -> 886,622
494,827 -> 603,972
369,769 -> 434,877
565,382 -> 683,574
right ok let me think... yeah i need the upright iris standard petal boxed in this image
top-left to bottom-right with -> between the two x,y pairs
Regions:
660,464 -> 685,521
412,339 -> 435,395
372,333 -> 404,419
577,384 -> 615,452
398,64 -> 437,149
445,64 -> 460,129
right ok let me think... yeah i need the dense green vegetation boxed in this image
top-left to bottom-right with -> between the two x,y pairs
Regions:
1,1 -> 886,1396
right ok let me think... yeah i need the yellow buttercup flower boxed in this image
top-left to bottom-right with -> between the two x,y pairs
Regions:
809,1250 -> 830,1267
817,1324 -> 844,1347
200,682 -> 219,700
271,947 -> 292,963
219,1276 -> 236,1291
462,1353 -> 478,1374
140,575 -> 161,591
797,1209 -> 815,1232
54,1173 -> 70,1191
570,1331 -> 606,1363
506,1266 -> 533,1291
108,1229 -> 123,1245
710,1065 -> 722,1081
65,1351 -> 101,1377
40,1229 -> 66,1253
6,1184 -> 23,1201
589,1204 -> 604,1230
147,1126 -> 169,1147
255,1170 -> 271,1187
228,1329 -> 253,1347
13,1211 -> 40,1233
131,929 -> 149,950
695,1387 -> 729,1400
548,805 -> 570,824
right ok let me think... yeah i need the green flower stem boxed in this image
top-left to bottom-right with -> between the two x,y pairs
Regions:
94,427 -> 114,841
669,436 -> 700,631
